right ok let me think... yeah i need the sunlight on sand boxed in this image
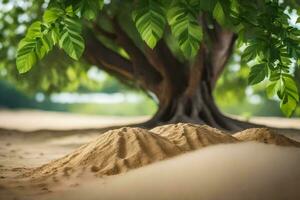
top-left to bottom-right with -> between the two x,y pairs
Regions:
0,111 -> 300,200
42,142 -> 300,200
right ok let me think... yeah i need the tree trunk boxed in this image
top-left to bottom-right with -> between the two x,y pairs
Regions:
139,31 -> 257,132
143,46 -> 254,132
85,17 -> 260,132
145,79 -> 256,131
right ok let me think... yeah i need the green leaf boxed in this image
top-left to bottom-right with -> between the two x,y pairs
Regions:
241,44 -> 257,62
213,2 -> 226,26
36,31 -> 55,59
50,25 -> 60,44
280,95 -> 297,117
167,1 -> 202,58
16,22 -> 43,73
59,17 -> 85,60
273,76 -> 299,117
283,76 -> 299,101
266,81 -> 279,98
25,21 -> 43,38
98,0 -> 104,9
16,38 -> 37,73
35,38 -> 47,59
133,0 -> 166,48
16,20 -> 55,73
43,7 -> 64,24
248,63 -> 267,85
269,70 -> 281,81
81,0 -> 99,20
71,0 -> 104,20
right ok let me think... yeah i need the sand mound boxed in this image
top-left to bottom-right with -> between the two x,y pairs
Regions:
27,127 -> 181,178
26,123 -> 239,179
151,123 -> 238,151
233,128 -> 300,147
24,124 -> 299,180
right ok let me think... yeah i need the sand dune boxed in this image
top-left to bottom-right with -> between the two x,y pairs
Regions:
43,142 -> 300,200
234,128 -> 300,147
27,127 -> 181,178
21,124 -> 300,181
26,124 -> 242,179
151,123 -> 238,151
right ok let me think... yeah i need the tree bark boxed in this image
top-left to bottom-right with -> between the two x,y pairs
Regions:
143,44 -> 248,132
84,18 -> 259,132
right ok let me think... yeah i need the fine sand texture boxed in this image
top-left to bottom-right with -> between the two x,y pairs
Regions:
43,142 -> 300,200
0,109 -> 149,131
0,111 -> 300,200
17,123 -> 300,181
234,128 -> 300,147
26,127 -> 182,178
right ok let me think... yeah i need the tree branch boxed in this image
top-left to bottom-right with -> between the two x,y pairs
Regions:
93,22 -> 117,40
144,40 -> 188,95
84,33 -> 134,81
210,26 -> 237,86
111,17 -> 162,92
140,39 -> 189,108
200,15 -> 237,88
185,45 -> 206,96
146,40 -> 186,76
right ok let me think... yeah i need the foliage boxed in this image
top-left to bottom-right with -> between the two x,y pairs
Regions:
167,0 -> 203,57
1,0 -> 300,116
0,0 -> 94,94
133,0 -> 166,48
236,1 -> 300,117
214,52 -> 300,117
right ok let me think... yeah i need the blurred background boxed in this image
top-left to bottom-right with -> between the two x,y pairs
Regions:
1,0 -> 300,122
1,61 -> 300,118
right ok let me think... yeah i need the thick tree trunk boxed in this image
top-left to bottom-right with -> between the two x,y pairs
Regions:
144,77 -> 256,131
84,17 -> 260,132
140,34 -> 256,131
143,47 -> 254,132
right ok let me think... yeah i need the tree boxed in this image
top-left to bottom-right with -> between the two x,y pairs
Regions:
1,0 -> 300,131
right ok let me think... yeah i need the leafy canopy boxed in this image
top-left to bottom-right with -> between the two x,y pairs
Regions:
11,0 -> 300,116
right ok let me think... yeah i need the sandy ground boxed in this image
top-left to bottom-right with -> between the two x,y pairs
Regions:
44,142 -> 300,200
0,109 -> 149,131
0,109 -> 299,131
0,109 -> 300,200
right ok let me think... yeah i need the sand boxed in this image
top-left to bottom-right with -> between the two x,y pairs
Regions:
151,123 -> 238,151
26,127 -> 181,178
44,142 -> 300,200
233,128 -> 300,147
22,123 -> 300,180
0,109 -> 149,131
0,118 -> 300,200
